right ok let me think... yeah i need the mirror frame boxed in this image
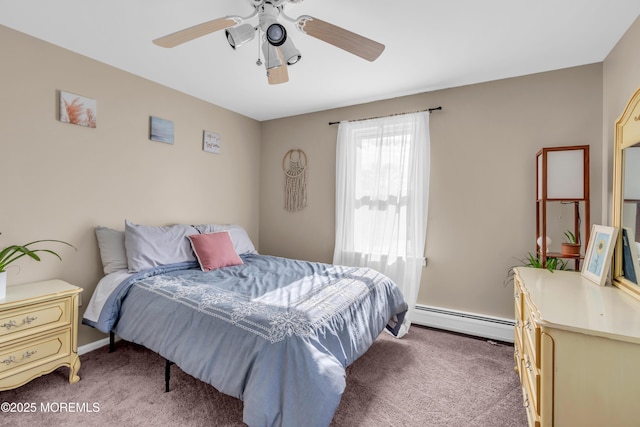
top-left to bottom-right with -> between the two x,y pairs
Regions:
613,87 -> 640,301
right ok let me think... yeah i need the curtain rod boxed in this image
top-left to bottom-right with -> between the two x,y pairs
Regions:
328,106 -> 442,126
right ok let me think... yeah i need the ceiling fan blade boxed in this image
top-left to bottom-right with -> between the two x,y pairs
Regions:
297,16 -> 385,62
153,17 -> 239,48
268,48 -> 289,85
268,65 -> 289,85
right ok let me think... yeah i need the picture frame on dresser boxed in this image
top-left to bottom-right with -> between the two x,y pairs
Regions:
582,224 -> 618,286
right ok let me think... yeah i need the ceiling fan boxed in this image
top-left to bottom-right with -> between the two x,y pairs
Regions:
153,0 -> 385,85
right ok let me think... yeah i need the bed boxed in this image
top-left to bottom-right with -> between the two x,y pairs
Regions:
83,221 -> 408,427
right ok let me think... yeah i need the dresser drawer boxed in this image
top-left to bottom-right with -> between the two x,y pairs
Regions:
514,274 -> 525,350
514,331 -> 523,382
522,380 -> 541,427
0,299 -> 70,344
514,274 -> 524,315
521,335 -> 540,415
522,300 -> 540,368
0,329 -> 71,377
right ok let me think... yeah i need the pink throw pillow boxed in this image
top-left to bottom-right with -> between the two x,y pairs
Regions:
187,232 -> 243,271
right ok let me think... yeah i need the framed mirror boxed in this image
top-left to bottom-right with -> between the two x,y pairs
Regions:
613,87 -> 640,301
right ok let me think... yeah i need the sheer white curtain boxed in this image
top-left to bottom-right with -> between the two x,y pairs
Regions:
333,112 -> 430,338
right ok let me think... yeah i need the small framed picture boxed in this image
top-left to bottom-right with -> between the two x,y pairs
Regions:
150,116 -> 174,144
582,225 -> 618,286
203,130 -> 221,154
59,90 -> 97,128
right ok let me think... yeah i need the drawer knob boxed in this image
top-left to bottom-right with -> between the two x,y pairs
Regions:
1,320 -> 17,330
1,315 -> 38,330
1,356 -> 17,365
23,315 -> 38,325
1,350 -> 37,366
22,350 -> 37,360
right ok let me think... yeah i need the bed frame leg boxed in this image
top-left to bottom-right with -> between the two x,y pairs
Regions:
165,359 -> 174,392
109,331 -> 115,353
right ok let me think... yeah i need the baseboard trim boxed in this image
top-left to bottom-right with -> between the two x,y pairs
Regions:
412,304 -> 515,343
78,337 -> 112,356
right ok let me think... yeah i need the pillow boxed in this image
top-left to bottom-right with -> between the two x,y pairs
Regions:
95,226 -> 128,274
124,220 -> 197,272
187,231 -> 243,271
193,223 -> 257,255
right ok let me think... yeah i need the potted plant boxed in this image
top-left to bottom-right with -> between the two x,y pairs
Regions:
504,252 -> 567,286
0,234 -> 75,299
522,252 -> 567,271
561,230 -> 581,256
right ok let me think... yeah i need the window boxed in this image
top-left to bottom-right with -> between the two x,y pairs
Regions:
333,111 -> 431,336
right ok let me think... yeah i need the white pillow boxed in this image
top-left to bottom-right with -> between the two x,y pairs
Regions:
194,224 -> 257,255
124,220 -> 198,272
95,226 -> 128,274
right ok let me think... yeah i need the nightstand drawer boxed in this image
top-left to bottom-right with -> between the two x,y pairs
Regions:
0,299 -> 70,343
0,280 -> 81,391
0,329 -> 71,377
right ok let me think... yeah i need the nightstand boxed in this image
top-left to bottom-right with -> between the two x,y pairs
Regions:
0,279 -> 82,391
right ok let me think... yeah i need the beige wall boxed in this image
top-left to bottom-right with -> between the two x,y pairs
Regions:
4,15 -> 639,347
260,64 -> 603,320
0,25 -> 261,346
603,16 -> 640,222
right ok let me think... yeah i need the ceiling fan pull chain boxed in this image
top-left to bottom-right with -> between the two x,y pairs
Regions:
256,28 -> 263,66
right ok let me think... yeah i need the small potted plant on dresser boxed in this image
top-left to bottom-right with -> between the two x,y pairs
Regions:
561,230 -> 581,257
504,252 -> 567,287
0,234 -> 75,299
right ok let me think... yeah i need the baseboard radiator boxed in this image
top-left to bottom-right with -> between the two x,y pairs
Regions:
412,304 -> 515,343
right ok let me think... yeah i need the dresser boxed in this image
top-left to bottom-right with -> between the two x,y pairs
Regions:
0,280 -> 82,390
513,267 -> 640,426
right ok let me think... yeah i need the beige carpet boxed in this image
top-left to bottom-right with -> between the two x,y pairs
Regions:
0,326 -> 527,426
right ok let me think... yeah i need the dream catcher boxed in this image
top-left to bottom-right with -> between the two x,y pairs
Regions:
282,149 -> 308,212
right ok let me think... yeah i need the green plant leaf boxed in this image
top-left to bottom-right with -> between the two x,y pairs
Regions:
0,239 -> 75,272
563,230 -> 577,244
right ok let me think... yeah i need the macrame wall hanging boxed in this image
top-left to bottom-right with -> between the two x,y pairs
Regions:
282,148 -> 308,212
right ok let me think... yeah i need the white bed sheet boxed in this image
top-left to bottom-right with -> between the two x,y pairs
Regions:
83,270 -> 132,323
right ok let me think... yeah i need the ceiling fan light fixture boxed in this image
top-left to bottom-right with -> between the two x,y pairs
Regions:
279,37 -> 301,65
266,23 -> 287,46
153,0 -> 387,84
262,41 -> 283,69
225,23 -> 255,49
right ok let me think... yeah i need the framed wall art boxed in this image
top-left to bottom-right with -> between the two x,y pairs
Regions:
582,224 -> 618,286
59,90 -> 97,128
150,116 -> 174,144
203,130 -> 221,154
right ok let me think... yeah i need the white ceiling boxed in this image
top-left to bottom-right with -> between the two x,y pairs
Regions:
1,1 -> 639,121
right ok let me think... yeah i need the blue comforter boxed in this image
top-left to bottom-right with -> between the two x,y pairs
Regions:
84,254 -> 407,426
